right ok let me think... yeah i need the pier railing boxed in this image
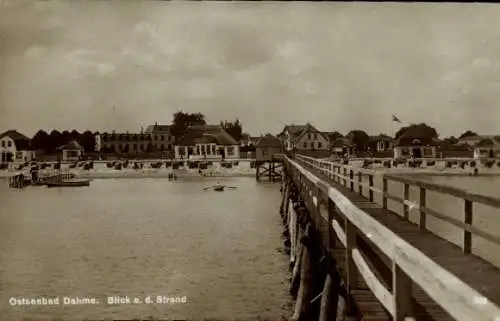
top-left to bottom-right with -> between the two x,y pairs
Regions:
285,154 -> 500,321
295,154 -> 500,255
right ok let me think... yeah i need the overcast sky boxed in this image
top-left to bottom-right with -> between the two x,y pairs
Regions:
0,1 -> 499,138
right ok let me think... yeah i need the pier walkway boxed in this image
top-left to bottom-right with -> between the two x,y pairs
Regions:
280,154 -> 500,321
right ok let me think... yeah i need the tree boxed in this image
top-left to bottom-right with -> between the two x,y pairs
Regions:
395,123 -> 438,140
221,118 -> 243,142
459,130 -> 478,139
347,130 -> 370,151
48,130 -> 62,152
31,129 -> 50,151
79,130 -> 96,152
443,136 -> 458,145
171,111 -> 206,141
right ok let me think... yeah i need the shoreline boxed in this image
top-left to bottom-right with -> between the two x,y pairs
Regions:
0,169 -> 257,179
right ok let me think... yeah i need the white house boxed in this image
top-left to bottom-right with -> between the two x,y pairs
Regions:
277,123 -> 329,151
457,135 -> 484,147
57,140 -> 83,161
394,136 -> 438,159
174,125 -> 240,160
473,136 -> 500,159
0,130 -> 34,163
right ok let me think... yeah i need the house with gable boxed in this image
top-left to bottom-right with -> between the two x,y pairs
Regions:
473,136 -> 500,159
277,123 -> 329,152
0,130 -> 34,163
174,125 -> 240,160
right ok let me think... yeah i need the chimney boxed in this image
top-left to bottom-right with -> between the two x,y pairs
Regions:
155,121 -> 158,126
141,127 -> 144,134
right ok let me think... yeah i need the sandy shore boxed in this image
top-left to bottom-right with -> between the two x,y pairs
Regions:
0,167 -> 257,179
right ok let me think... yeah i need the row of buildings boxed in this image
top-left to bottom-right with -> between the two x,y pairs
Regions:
2,122 -> 500,163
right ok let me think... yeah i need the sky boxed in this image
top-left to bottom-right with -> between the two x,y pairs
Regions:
0,1 -> 499,138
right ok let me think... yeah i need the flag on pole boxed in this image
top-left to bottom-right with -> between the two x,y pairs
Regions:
392,114 -> 401,123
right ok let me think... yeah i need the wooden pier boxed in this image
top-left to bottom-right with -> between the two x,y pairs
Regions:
256,155 -> 283,182
279,153 -> 500,321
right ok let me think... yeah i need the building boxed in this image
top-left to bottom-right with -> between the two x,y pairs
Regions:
97,132 -> 153,155
457,135 -> 484,147
0,130 -> 34,163
278,124 -> 308,151
331,137 -> 357,157
255,134 -> 283,161
278,123 -> 329,151
57,140 -> 83,161
473,136 -> 500,159
394,135 -> 438,159
174,125 -> 240,160
240,134 -> 260,147
370,134 -> 394,152
143,122 -> 174,152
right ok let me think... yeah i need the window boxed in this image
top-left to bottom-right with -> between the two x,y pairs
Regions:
7,141 -> 12,147
1,140 -> 4,148
133,144 -> 137,151
303,142 -> 307,148
161,135 -> 164,141
15,152 -> 23,160
308,134 -> 311,139
310,142 -> 314,149
318,142 -> 322,149
314,133 -> 317,140
154,135 -> 157,141
227,146 -> 234,156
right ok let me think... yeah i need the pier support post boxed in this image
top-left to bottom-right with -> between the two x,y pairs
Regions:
318,274 -> 339,321
291,223 -> 315,321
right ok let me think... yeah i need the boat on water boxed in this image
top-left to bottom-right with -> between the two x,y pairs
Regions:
204,182 -> 237,192
45,179 -> 91,187
213,185 -> 224,191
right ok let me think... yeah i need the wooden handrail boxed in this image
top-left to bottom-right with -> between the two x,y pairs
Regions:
285,156 -> 500,321
294,153 -> 500,252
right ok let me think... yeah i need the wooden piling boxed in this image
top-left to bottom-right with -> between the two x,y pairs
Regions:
291,224 -> 315,321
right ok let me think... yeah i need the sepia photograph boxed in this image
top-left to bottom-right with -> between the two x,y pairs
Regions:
1,1 -> 500,320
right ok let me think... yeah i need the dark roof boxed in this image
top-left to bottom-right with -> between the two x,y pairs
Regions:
396,137 -> 439,147
370,134 -> 393,141
144,124 -> 171,134
331,138 -> 356,148
0,130 -> 32,150
295,124 -> 328,142
57,140 -> 83,150
475,136 -> 500,148
280,124 -> 309,137
256,135 -> 282,148
100,133 -> 152,141
459,135 -> 483,141
0,130 -> 30,141
176,125 -> 238,146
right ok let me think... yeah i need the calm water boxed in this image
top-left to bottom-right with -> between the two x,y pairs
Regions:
0,177 -> 292,320
358,174 -> 500,267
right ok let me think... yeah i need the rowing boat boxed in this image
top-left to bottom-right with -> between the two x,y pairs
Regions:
46,179 -> 91,187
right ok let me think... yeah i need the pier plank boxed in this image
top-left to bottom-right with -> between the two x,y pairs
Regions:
296,159 -> 500,321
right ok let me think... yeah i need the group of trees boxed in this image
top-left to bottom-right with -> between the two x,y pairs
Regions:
170,111 -> 243,143
31,129 -> 97,153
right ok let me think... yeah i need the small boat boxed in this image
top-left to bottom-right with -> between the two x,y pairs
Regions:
204,182 -> 237,192
46,179 -> 91,187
